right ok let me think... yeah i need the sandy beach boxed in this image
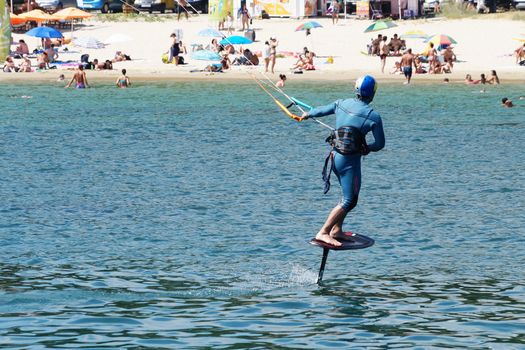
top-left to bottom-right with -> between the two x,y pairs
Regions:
3,14 -> 525,83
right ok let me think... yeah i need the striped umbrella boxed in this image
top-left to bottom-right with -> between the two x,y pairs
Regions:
295,21 -> 323,31
364,20 -> 397,33
73,37 -> 104,49
424,34 -> 457,49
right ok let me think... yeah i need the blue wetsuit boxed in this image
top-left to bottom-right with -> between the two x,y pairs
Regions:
308,98 -> 385,212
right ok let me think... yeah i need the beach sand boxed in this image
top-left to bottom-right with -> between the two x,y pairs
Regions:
3,15 -> 525,83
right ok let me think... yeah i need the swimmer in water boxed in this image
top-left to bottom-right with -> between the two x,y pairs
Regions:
65,65 -> 89,89
116,69 -> 131,88
276,74 -> 286,87
302,75 -> 385,247
501,97 -> 513,108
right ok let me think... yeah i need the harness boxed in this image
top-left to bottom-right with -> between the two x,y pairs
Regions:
322,106 -> 373,194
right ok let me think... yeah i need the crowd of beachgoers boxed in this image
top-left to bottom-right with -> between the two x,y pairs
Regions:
2,12 -> 524,91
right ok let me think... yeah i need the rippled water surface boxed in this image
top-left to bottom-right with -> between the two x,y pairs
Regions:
1,81 -> 524,349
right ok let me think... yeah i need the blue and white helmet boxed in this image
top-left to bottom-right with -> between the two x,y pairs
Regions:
355,75 -> 377,102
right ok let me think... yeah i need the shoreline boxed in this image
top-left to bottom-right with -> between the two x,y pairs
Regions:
1,69 -> 524,84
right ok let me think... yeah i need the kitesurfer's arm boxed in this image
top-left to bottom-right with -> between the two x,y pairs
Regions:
302,102 -> 337,119
366,115 -> 385,152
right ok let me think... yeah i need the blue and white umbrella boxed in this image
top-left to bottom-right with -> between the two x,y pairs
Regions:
219,35 -> 253,45
73,37 -> 105,49
197,27 -> 224,38
25,26 -> 63,39
191,50 -> 221,61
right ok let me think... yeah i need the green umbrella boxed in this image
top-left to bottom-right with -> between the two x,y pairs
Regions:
364,20 -> 398,33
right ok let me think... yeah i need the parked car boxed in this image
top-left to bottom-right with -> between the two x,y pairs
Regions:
76,0 -> 132,13
36,0 -> 63,11
513,0 -> 525,10
134,0 -> 174,13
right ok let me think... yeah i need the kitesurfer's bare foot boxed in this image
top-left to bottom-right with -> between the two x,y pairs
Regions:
331,231 -> 355,241
315,232 -> 342,247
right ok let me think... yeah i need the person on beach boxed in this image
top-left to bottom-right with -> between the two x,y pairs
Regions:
443,46 -> 456,69
14,40 -> 29,56
263,41 -> 271,72
276,74 -> 286,87
301,75 -> 385,247
37,52 -> 49,70
177,0 -> 189,20
501,98 -> 513,108
400,48 -> 415,84
427,42 -> 437,72
269,37 -> 278,74
331,0 -> 340,24
225,11 -> 234,35
45,44 -> 58,63
239,4 -> 250,31
371,34 -> 382,56
116,69 -> 131,88
3,57 -> 18,72
65,65 -> 89,89
18,55 -> 32,72
169,33 -> 181,65
487,70 -> 500,84
379,36 -> 388,73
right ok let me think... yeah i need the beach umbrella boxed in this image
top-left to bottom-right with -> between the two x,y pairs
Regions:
197,27 -> 224,38
424,34 -> 457,48
400,30 -> 428,39
52,7 -> 92,34
219,35 -> 252,45
104,33 -> 132,45
295,21 -> 322,31
73,37 -> 104,49
25,26 -> 63,38
53,7 -> 92,19
19,9 -> 54,22
10,13 -> 27,26
364,20 -> 397,33
191,50 -> 221,61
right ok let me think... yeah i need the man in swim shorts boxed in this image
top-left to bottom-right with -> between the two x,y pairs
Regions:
400,48 -> 415,84
302,75 -> 385,247
65,65 -> 89,89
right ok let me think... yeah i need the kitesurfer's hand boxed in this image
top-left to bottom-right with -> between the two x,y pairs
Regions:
301,112 -> 309,120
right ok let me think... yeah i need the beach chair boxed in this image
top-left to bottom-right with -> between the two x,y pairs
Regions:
370,3 -> 383,19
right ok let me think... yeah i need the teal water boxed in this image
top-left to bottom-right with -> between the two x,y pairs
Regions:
1,81 -> 524,349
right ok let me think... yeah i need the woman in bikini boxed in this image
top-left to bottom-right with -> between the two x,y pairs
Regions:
269,37 -> 278,74
116,69 -> 131,88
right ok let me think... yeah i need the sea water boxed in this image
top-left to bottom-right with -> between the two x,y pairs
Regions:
1,81 -> 524,349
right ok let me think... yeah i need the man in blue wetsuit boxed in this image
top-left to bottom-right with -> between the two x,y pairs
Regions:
302,75 -> 385,247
